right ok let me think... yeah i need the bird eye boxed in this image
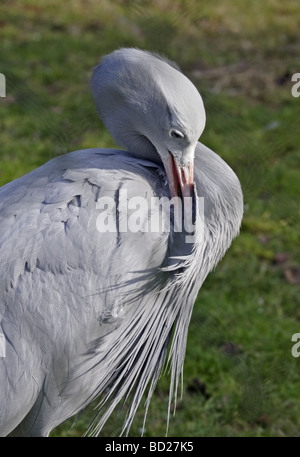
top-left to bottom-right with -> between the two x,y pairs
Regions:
170,129 -> 185,139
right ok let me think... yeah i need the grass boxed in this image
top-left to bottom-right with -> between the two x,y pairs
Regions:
0,0 -> 300,437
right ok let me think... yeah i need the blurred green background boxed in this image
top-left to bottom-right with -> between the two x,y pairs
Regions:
0,0 -> 300,437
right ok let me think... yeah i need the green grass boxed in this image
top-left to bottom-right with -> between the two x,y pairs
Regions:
1,0 -> 299,437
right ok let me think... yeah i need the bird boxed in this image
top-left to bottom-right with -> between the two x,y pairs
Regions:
0,48 -> 243,437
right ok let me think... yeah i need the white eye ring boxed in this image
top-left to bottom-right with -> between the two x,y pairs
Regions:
170,129 -> 185,139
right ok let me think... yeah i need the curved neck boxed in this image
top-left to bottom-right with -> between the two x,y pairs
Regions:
91,50 -> 165,164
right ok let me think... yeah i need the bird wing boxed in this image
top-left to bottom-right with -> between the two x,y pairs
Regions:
0,144 -> 243,436
0,148 -> 178,434
0,148 -> 168,292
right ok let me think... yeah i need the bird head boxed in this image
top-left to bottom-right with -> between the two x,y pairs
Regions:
91,48 -> 206,200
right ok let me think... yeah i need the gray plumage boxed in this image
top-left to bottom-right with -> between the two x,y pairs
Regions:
0,48 -> 243,436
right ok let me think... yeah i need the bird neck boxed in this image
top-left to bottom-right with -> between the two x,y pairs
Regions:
90,50 -> 163,165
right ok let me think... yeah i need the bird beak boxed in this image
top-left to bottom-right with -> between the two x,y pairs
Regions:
162,152 -> 194,200
162,151 -> 196,238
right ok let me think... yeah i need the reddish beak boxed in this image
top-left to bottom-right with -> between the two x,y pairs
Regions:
162,152 -> 194,199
